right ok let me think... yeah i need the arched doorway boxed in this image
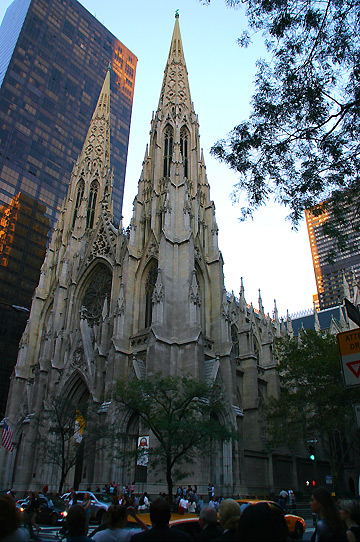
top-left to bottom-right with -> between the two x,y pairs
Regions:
122,412 -> 141,484
60,371 -> 90,490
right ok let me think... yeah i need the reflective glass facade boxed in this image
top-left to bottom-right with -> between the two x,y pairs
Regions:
0,0 -> 137,414
306,207 -> 360,310
0,192 -> 49,410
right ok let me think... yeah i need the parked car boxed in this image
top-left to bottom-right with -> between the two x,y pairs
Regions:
236,499 -> 306,539
18,494 -> 67,525
61,491 -> 112,524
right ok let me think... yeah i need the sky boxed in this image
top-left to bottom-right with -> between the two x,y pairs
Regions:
1,0 -> 317,319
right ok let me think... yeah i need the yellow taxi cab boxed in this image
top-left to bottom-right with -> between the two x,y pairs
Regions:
127,510 -> 201,537
236,499 -> 306,540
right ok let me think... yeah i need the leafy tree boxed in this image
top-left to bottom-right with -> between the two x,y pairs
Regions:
262,329 -> 360,489
38,396 -> 112,493
205,0 -> 360,248
115,374 -> 236,501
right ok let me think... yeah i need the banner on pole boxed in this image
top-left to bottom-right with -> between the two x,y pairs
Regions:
137,436 -> 149,466
74,410 -> 86,443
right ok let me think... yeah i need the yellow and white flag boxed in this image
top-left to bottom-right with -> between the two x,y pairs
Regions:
74,409 -> 86,443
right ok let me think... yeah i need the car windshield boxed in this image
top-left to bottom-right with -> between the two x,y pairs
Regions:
94,493 -> 112,503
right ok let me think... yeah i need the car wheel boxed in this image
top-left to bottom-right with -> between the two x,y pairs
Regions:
97,509 -> 105,525
50,512 -> 59,526
293,522 -> 303,540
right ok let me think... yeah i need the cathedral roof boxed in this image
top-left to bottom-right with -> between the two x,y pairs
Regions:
290,305 -> 343,335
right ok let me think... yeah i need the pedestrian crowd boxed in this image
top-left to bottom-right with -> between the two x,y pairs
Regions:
176,484 -> 203,514
1,485 -> 360,541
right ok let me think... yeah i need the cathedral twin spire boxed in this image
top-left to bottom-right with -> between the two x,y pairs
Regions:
61,65 -> 113,238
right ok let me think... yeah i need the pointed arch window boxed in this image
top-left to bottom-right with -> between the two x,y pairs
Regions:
81,265 -> 112,325
72,180 -> 85,229
145,261 -> 158,328
180,126 -> 189,178
86,181 -> 99,229
163,125 -> 173,177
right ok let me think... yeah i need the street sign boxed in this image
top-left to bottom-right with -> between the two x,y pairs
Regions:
337,329 -> 360,387
345,298 -> 360,327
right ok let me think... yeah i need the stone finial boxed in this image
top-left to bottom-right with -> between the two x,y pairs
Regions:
286,309 -> 294,337
313,302 -> 321,332
258,288 -> 265,317
342,270 -> 351,301
273,299 -> 279,322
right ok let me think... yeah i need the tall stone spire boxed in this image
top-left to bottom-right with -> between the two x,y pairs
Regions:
78,65 -> 111,177
60,66 -> 113,238
129,14 -> 218,262
157,12 -> 193,117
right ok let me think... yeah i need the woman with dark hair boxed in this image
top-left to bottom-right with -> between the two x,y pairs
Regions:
339,500 -> 360,542
236,502 -> 288,542
66,505 -> 92,542
310,487 -> 346,541
0,495 -> 29,541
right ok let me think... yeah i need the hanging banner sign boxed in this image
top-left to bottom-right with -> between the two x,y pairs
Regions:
74,409 -> 86,443
137,435 -> 149,466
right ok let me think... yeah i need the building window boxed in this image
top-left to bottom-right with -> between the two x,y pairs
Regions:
81,265 -> 112,325
163,125 -> 173,177
231,324 -> 239,358
180,126 -> 189,178
72,180 -> 84,229
86,181 -> 98,229
145,261 -> 158,328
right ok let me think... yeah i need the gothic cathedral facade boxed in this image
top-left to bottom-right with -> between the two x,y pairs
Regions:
0,15 -> 340,496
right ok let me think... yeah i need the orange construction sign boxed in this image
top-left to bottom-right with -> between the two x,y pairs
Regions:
337,329 -> 360,387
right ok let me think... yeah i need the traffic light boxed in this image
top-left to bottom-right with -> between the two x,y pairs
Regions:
309,445 -> 316,461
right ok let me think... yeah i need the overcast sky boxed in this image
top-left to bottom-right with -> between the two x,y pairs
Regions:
0,0 -> 317,318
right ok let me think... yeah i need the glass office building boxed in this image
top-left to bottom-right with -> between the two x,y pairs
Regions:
306,206 -> 360,310
0,0 -> 137,414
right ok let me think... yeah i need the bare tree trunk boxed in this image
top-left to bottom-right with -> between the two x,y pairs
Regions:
166,456 -> 173,504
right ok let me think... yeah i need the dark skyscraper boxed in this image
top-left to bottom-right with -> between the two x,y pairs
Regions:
0,0 -> 137,414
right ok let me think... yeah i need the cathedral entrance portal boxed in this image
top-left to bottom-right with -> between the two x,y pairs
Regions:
62,372 -> 90,490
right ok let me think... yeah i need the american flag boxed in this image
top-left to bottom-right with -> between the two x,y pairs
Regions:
1,420 -> 14,452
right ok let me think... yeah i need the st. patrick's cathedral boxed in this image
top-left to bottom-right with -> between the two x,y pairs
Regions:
0,15 -> 356,496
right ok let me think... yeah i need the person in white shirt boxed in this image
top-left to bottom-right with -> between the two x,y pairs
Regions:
179,497 -> 189,513
138,492 -> 150,511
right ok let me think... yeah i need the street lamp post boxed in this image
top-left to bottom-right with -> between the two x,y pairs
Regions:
0,302 -> 29,314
